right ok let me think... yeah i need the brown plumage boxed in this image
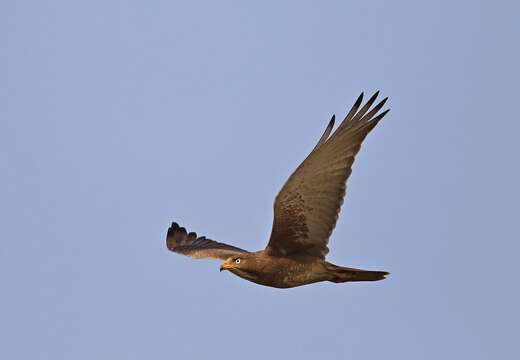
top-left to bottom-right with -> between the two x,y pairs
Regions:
166,92 -> 390,288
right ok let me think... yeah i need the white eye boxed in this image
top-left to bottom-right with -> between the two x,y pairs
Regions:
235,258 -> 241,264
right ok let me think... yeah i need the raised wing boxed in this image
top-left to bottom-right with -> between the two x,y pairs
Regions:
265,92 -> 389,259
166,222 -> 249,260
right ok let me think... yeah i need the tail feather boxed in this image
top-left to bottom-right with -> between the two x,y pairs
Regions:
326,263 -> 389,283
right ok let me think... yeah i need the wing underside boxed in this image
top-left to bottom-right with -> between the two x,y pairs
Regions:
166,222 -> 248,260
266,92 -> 390,258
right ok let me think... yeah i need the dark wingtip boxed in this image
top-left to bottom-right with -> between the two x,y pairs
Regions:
366,91 -> 380,107
166,224 -> 177,250
329,114 -> 335,127
166,222 -> 191,251
167,222 -> 184,236
355,92 -> 364,106
374,108 -> 390,122
367,97 -> 388,117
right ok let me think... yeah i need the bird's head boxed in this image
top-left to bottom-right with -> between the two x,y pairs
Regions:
220,253 -> 256,274
220,255 -> 246,272
220,254 -> 260,282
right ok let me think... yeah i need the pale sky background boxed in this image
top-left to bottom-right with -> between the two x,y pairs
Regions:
1,1 -> 519,359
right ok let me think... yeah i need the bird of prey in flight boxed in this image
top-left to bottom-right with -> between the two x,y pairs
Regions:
167,92 -> 390,288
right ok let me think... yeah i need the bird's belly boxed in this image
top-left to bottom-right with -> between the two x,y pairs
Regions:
236,259 -> 328,289
278,265 -> 328,288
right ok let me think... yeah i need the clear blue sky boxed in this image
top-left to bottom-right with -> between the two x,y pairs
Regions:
1,1 -> 519,359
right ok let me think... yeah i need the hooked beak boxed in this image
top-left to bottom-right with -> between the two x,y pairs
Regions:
220,260 -> 231,272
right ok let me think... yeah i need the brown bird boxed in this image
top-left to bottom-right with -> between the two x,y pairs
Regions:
166,92 -> 390,288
